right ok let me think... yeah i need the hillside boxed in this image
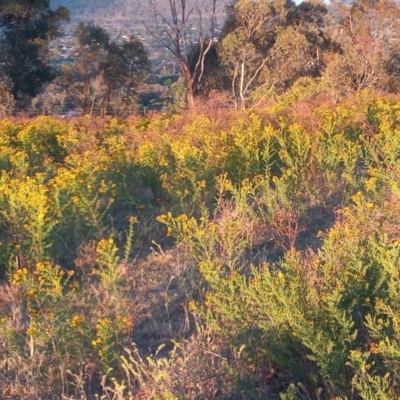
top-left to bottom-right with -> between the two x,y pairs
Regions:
2,91 -> 400,398
50,0 -> 225,26
51,0 -> 150,24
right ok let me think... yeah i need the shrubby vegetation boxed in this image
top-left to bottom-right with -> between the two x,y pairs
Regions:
2,1 -> 400,399
0,90 -> 400,398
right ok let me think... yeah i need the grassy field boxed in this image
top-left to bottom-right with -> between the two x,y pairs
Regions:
1,91 -> 400,399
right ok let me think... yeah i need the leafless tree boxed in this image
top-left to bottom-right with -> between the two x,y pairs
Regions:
148,0 -> 224,108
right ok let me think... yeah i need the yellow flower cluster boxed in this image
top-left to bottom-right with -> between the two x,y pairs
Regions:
26,289 -> 37,297
12,268 -> 28,285
97,238 -> 115,252
92,337 -> 103,347
26,325 -> 37,336
118,315 -> 132,329
96,317 -> 112,330
70,314 -> 86,328
128,215 -> 137,224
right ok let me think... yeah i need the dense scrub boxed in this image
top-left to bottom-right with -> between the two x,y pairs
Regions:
1,92 -> 400,398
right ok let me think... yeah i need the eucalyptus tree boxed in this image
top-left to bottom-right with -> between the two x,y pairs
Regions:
219,0 -> 332,108
322,0 -> 400,96
0,0 -> 69,102
70,23 -> 149,115
73,22 -> 110,112
218,0 -> 286,109
99,37 -> 149,114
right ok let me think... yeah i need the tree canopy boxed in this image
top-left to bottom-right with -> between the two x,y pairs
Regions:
56,22 -> 150,115
0,0 -> 70,101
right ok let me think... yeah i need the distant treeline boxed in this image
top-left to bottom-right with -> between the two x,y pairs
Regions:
2,0 -> 400,115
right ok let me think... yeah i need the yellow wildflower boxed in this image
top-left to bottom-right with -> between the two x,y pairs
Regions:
26,289 -> 36,297
71,314 -> 86,328
96,317 -> 112,329
26,326 -> 37,336
118,316 -> 132,328
92,338 -> 103,347
369,342 -> 379,355
12,268 -> 28,285
128,215 -> 138,224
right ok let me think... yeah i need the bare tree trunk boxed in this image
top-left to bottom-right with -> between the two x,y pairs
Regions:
181,62 -> 195,108
240,61 -> 246,110
148,0 -> 219,109
187,89 -> 195,109
83,81 -> 90,113
90,92 -> 96,116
